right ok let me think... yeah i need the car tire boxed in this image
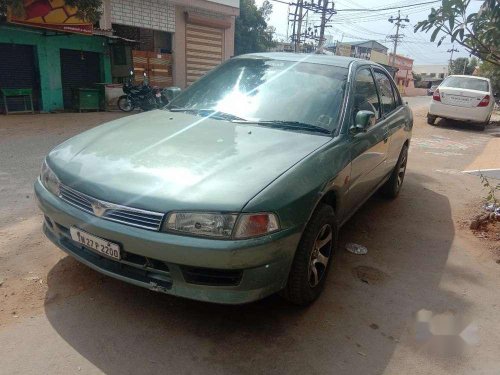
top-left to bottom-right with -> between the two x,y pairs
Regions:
380,144 -> 408,199
281,204 -> 337,305
427,114 -> 437,125
478,116 -> 490,131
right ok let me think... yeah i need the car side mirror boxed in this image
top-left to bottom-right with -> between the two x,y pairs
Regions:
351,110 -> 376,133
164,87 -> 182,102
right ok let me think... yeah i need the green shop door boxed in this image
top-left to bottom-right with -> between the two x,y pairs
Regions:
60,49 -> 100,109
0,43 -> 40,112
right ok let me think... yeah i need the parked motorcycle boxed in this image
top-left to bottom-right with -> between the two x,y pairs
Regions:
117,71 -> 168,112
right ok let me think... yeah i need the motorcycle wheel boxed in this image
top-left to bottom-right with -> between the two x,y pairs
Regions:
117,95 -> 134,112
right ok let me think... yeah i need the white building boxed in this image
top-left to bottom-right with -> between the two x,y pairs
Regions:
413,64 -> 449,82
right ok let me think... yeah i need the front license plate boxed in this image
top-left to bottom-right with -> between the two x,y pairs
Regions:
70,227 -> 121,260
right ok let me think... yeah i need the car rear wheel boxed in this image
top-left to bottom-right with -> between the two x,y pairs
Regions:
380,144 -> 408,199
427,114 -> 437,125
282,204 -> 337,305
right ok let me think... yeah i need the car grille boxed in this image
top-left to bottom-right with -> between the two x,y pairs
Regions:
59,184 -> 165,231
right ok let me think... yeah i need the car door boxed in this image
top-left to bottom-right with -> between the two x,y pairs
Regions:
372,68 -> 408,175
345,67 -> 389,213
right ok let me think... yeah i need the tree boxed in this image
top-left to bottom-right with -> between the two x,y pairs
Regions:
477,61 -> 500,94
235,0 -> 276,55
0,0 -> 102,24
415,0 -> 500,66
449,56 -> 479,74
413,71 -> 422,83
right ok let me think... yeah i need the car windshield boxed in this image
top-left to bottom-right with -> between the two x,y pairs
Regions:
166,57 -> 348,133
441,76 -> 489,92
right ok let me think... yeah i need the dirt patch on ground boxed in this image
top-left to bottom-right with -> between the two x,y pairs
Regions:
352,266 -> 388,285
457,200 -> 500,262
0,112 -> 131,327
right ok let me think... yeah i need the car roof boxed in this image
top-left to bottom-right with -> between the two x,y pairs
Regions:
235,52 -> 383,69
447,74 -> 490,81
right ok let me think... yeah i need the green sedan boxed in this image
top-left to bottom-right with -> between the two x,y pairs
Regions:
35,53 -> 412,305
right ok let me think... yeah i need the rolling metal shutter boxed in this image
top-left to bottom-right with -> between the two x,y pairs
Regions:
185,23 -> 224,85
60,49 -> 100,109
0,43 -> 39,111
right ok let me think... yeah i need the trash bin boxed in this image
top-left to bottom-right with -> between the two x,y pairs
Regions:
72,88 -> 100,112
94,83 -> 124,111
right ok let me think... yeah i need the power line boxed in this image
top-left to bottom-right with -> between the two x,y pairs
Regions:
268,0 -> 440,12
335,0 -> 440,11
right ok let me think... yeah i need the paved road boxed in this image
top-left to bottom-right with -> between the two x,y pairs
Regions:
0,101 -> 499,374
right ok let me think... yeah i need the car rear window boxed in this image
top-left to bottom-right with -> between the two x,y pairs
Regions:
441,76 -> 489,92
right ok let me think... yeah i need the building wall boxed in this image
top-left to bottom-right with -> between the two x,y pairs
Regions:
370,50 -> 389,65
413,64 -> 448,77
0,25 -> 111,112
110,0 -> 176,32
173,4 -> 235,88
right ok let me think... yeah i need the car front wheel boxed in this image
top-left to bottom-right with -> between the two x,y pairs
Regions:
282,204 -> 337,305
427,114 -> 437,125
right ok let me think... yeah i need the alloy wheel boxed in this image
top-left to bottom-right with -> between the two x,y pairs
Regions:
308,224 -> 333,287
397,152 -> 407,188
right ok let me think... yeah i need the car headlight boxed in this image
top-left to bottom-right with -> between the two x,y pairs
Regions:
163,212 -> 280,239
40,159 -> 61,196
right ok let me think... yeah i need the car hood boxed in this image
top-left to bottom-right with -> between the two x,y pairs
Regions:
48,110 -> 330,212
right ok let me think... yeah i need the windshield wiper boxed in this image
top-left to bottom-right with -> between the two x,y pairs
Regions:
232,120 -> 332,135
168,108 -> 247,122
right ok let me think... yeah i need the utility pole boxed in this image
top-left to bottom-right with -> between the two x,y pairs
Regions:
317,0 -> 329,51
295,0 -> 304,52
447,45 -> 459,72
388,10 -> 409,67
288,0 -> 336,53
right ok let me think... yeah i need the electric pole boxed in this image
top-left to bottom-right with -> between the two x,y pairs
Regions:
295,0 -> 304,52
388,10 -> 409,67
317,0 -> 329,51
447,45 -> 459,72
288,0 -> 336,53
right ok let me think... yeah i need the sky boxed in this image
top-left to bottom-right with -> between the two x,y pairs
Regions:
254,0 -> 482,65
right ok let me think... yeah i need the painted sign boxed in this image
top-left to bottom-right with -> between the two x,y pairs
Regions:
336,43 -> 351,57
8,0 -> 93,35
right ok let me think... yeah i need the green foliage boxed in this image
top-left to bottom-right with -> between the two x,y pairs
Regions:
0,0 -> 102,23
477,61 -> 500,93
413,71 -> 422,82
480,173 -> 500,204
415,0 -> 500,66
449,56 -> 478,74
235,0 -> 276,55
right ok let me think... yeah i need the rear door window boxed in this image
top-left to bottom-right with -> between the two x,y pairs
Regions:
441,76 -> 489,91
373,70 -> 397,115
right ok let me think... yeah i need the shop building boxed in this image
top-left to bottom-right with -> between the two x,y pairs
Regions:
0,0 -> 239,113
389,53 -> 414,94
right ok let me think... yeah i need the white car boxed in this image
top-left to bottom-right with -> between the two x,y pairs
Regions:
427,75 -> 495,130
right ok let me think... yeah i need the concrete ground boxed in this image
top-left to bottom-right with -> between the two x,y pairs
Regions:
0,99 -> 499,375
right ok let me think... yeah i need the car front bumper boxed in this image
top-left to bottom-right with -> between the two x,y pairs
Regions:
429,101 -> 492,123
35,179 -> 301,304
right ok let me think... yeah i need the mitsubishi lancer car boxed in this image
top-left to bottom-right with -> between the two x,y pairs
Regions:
35,53 -> 413,305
